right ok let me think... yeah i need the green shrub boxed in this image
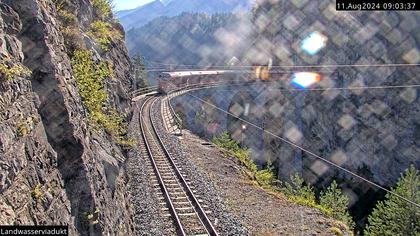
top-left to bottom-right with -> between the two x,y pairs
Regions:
255,167 -> 275,187
87,21 -> 122,51
61,26 -> 85,54
71,49 -> 131,145
213,132 -> 257,172
212,132 -> 352,232
57,9 -> 77,25
320,180 -> 354,228
16,116 -> 34,137
213,132 -> 240,151
31,184 -> 43,199
282,173 -> 316,203
54,6 -> 84,54
52,0 -> 68,12
0,62 -> 31,81
71,49 -> 109,113
364,165 -> 419,236
330,227 -> 344,236
91,0 -> 113,20
116,137 -> 136,150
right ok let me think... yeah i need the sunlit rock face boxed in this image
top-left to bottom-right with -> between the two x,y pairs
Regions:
0,0 -> 134,234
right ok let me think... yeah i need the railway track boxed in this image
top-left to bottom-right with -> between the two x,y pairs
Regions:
139,96 -> 218,236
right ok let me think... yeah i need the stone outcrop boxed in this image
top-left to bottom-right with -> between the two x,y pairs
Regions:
0,0 -> 134,235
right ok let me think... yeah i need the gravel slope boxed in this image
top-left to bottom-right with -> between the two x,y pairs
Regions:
177,130 -> 350,236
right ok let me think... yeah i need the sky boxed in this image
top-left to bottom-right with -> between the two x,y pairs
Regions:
113,0 -> 154,11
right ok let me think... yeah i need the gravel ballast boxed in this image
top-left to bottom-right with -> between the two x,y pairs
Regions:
126,99 -> 175,236
151,99 -> 249,236
127,96 -> 348,236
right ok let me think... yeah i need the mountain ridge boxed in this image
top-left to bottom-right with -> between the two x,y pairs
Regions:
116,0 -> 252,30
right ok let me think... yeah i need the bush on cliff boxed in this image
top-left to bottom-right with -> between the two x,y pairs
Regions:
0,57 -> 31,81
91,0 -> 113,20
88,21 -> 122,51
71,49 -> 127,139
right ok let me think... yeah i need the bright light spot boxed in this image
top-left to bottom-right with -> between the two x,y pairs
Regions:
291,72 -> 321,88
244,103 -> 250,116
241,124 -> 247,130
301,32 -> 328,55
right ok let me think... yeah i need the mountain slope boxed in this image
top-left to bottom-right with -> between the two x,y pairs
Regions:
117,0 -> 252,30
126,12 -> 251,67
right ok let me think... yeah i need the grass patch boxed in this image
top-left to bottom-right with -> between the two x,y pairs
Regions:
87,21 -> 122,51
0,60 -> 31,81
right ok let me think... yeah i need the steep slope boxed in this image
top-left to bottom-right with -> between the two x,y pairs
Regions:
0,0 -> 135,234
117,0 -> 252,30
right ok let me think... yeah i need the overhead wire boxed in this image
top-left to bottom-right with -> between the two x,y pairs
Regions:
184,91 -> 420,208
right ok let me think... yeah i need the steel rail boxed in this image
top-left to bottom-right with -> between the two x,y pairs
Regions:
148,97 -> 219,236
139,97 -> 186,236
140,96 -> 219,236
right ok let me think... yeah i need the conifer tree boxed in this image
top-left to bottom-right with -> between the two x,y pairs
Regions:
364,165 -> 419,236
320,180 -> 354,228
132,54 -> 148,89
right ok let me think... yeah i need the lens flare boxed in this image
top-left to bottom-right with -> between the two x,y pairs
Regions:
291,72 -> 321,88
301,32 -> 328,55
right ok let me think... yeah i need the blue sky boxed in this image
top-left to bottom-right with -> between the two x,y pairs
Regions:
113,0 -> 154,11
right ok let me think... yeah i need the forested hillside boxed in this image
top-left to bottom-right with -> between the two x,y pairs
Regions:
116,0 -> 251,30
126,12 -> 251,67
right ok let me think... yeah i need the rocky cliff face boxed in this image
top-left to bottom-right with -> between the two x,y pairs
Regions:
0,0 -> 134,235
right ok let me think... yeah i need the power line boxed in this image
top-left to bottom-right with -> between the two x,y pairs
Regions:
184,92 -> 420,208
143,63 -> 420,70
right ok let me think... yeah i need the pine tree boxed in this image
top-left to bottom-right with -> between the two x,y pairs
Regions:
320,180 -> 354,229
364,165 -> 419,236
132,54 -> 148,89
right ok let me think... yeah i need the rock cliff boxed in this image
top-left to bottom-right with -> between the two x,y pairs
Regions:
0,0 -> 135,235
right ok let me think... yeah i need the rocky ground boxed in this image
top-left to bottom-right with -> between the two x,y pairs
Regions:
178,130 -> 350,236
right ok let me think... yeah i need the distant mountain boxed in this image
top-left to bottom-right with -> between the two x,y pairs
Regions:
126,12 -> 252,67
116,0 -> 252,30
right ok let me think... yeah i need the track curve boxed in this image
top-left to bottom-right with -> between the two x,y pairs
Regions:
139,96 -> 218,236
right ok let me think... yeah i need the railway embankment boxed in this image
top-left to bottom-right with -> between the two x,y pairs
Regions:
127,98 -> 247,235
127,96 -> 350,235
179,129 -> 351,236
